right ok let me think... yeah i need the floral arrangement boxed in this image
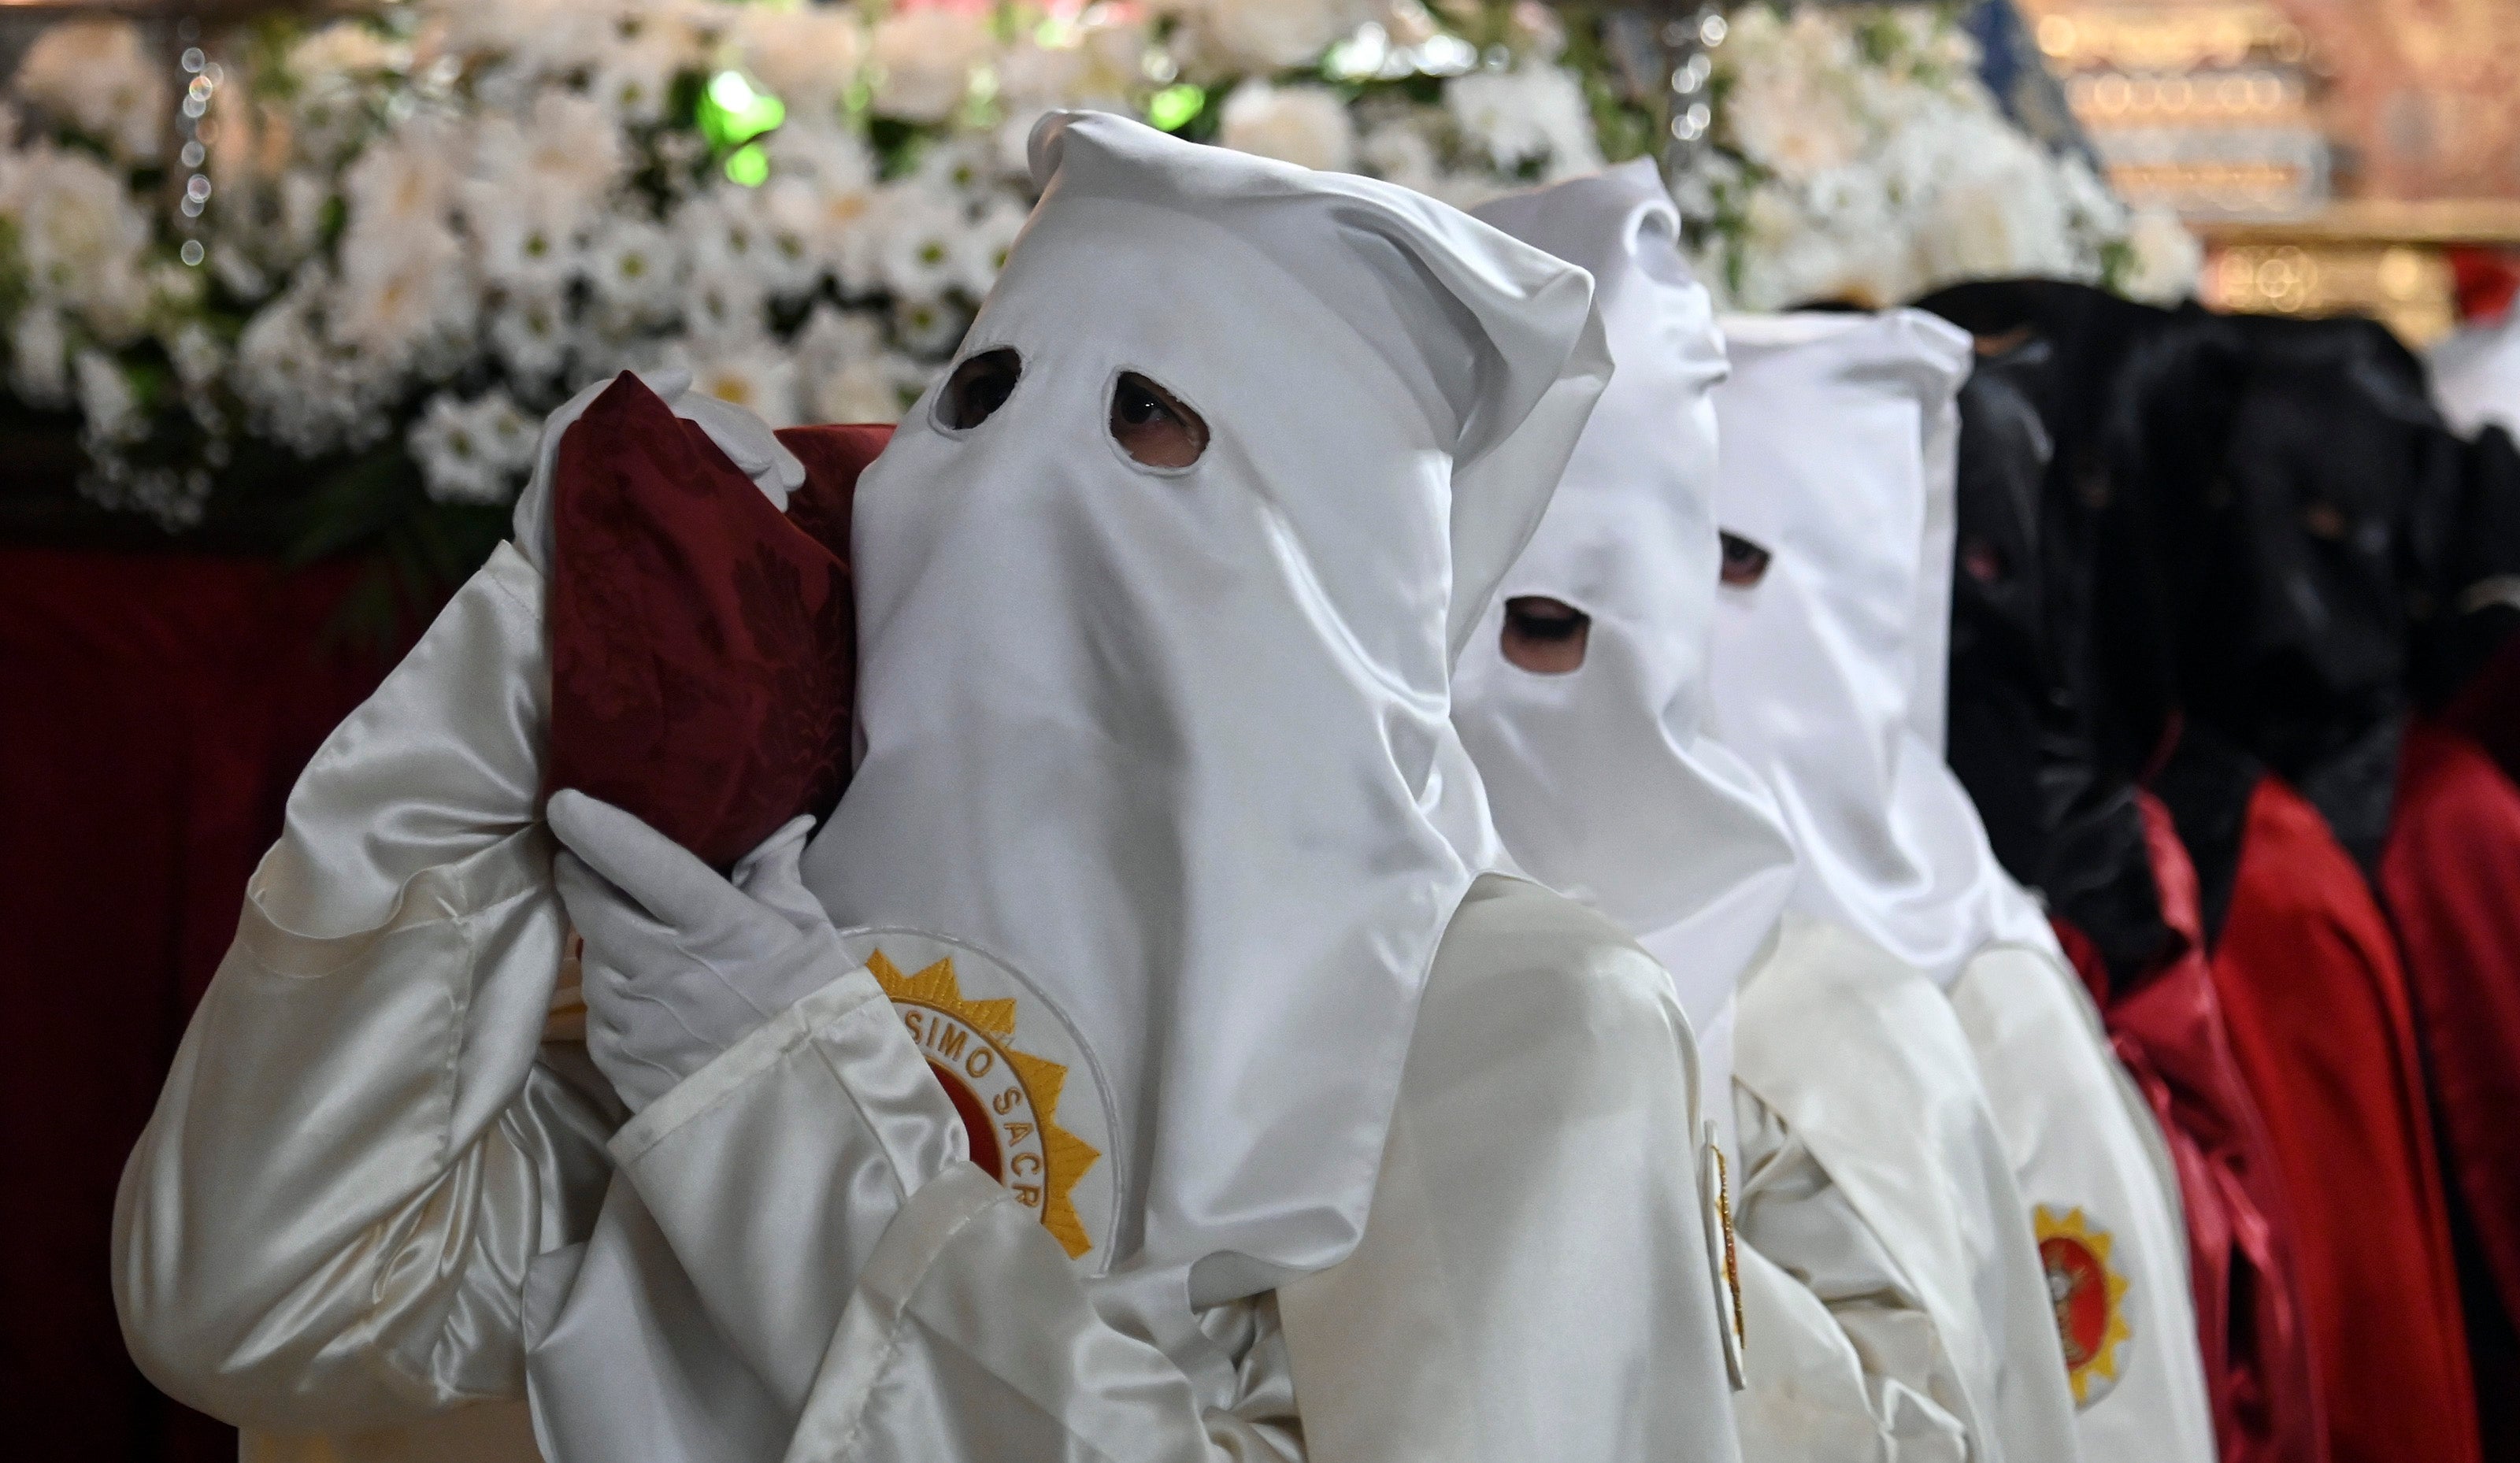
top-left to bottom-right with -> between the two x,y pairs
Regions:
0,0 -> 2191,568
1677,5 -> 2198,310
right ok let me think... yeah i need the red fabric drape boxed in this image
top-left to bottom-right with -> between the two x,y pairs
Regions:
2380,718 -> 2520,1462
2207,776 -> 2478,1463
0,550 -> 414,1461
2055,791 -> 2323,1463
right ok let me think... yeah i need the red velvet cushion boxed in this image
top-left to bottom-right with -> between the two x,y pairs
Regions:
547,372 -> 891,869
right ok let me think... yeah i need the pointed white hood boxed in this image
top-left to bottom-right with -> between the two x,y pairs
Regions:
1455,163 -> 1797,1139
801,112 -> 1610,1298
1707,310 -> 2055,987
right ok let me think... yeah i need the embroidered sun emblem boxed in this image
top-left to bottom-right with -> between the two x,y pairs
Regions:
2036,1205 -> 2133,1407
871,947 -> 1105,1259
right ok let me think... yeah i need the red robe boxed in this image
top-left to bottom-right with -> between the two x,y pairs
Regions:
2055,791 -> 2324,1463
2207,776 -> 2477,1463
2380,719 -> 2520,1462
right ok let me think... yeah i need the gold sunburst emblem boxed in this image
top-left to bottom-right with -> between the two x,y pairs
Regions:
2036,1205 -> 2133,1407
872,947 -> 1104,1258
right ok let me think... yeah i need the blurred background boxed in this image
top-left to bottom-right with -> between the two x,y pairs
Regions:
2,0 -> 2516,1457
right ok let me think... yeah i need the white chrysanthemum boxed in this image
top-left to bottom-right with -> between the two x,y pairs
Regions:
11,18 -> 167,163
998,17 -> 1147,113
765,124 -> 883,286
287,20 -> 406,87
489,287 -> 573,383
233,276 -> 379,454
1445,64 -> 1602,181
588,35 -> 685,126
680,262 -> 771,343
410,389 -> 533,505
467,188 -> 589,291
342,120 -> 463,235
952,197 -> 1029,298
586,213 -> 683,324
669,335 -> 802,428
1358,116 -> 1440,190
472,90 -> 626,216
329,219 -> 475,373
1218,81 -> 1356,173
869,7 -> 993,124
9,306 -> 69,409
807,351 -> 922,425
2,146 -> 154,345
795,304 -> 884,380
872,187 -> 964,301
681,187 -> 819,300
73,350 -> 143,446
892,294 -> 969,359
914,135 -> 1012,200
420,0 -> 577,68
1719,9 -> 1868,183
167,322 -> 228,393
1169,0 -> 1369,75
2119,205 -> 2203,306
733,6 -> 865,127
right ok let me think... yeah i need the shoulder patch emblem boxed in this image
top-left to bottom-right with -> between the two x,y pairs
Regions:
846,929 -> 1118,1267
2036,1205 -> 2133,1407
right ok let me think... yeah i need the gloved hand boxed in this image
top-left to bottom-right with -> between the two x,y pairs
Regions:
549,788 -> 847,1113
510,367 -> 808,573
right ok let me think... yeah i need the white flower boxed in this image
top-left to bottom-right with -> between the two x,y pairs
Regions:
872,187 -> 965,301
869,7 -> 993,124
669,335 -> 802,428
586,213 -> 683,324
807,351 -> 921,424
342,119 -> 462,235
168,322 -> 228,393
2119,205 -> 2203,306
681,187 -> 819,300
733,6 -> 865,127
680,262 -> 770,343
467,188 -> 590,291
472,90 -> 626,216
998,18 -> 1147,112
73,350 -> 143,446
234,276 -> 376,454
952,197 -> 1028,297
489,286 -> 573,383
1358,115 -> 1439,189
329,219 -> 474,374
2,146 -> 154,345
914,136 -> 1012,200
1218,81 -> 1356,173
1169,0 -> 1369,75
1444,64 -> 1601,180
12,18 -> 167,163
588,35 -> 685,126
764,125 -> 883,287
410,389 -> 534,505
892,294 -> 969,358
286,20 -> 405,83
9,306 -> 69,409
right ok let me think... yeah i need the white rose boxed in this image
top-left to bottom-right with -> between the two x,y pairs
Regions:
869,8 -> 993,124
1217,81 -> 1356,173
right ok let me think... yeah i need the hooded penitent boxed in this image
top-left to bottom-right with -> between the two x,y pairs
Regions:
1703,310 -> 2053,982
799,111 -> 1610,1300
1453,162 -> 1796,1146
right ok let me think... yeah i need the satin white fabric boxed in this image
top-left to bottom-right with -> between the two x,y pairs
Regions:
1732,913 -> 2075,1463
1707,313 -> 2212,1462
799,110 -> 1610,1299
1706,310 -> 2053,987
1455,165 -> 1797,1150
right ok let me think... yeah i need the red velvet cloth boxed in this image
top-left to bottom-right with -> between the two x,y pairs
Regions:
547,375 -> 888,868
2209,776 -> 2478,1463
2380,718 -> 2520,1462
2055,792 -> 2325,1463
0,550 -> 415,1461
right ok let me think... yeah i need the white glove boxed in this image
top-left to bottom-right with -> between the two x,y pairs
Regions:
549,789 -> 847,1113
510,368 -> 808,573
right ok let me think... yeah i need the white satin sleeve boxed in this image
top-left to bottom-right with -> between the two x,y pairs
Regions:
607,963 -> 1300,1461
1729,1086 -> 1970,1462
112,545 -> 619,1439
